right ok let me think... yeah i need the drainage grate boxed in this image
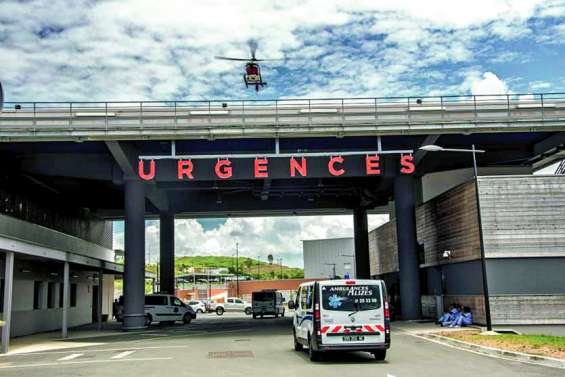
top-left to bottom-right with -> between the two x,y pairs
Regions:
208,351 -> 255,359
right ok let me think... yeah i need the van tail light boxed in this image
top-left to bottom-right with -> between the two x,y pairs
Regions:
314,303 -> 321,320
384,300 -> 391,345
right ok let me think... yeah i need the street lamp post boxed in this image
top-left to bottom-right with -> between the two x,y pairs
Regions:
419,144 -> 492,331
235,243 -> 239,298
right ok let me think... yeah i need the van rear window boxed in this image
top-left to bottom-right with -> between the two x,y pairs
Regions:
252,292 -> 273,301
321,285 -> 381,311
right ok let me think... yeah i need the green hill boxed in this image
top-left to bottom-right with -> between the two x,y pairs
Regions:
146,255 -> 304,280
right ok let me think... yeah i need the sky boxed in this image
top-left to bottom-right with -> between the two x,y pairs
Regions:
2,0 -> 563,267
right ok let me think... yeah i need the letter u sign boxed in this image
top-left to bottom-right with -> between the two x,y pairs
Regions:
138,159 -> 155,180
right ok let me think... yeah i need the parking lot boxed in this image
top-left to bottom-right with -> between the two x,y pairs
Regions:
0,313 -> 561,376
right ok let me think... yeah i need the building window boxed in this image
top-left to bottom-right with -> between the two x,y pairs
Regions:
59,283 -> 64,308
70,284 -> 77,307
47,282 -> 56,309
33,281 -> 42,309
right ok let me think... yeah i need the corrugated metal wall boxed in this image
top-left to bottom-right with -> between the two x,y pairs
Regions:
303,238 -> 355,279
478,175 -> 565,258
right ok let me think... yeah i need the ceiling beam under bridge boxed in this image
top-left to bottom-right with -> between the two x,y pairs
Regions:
105,141 -> 169,212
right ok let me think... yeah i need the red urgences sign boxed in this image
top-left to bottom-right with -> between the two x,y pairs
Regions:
137,154 -> 415,181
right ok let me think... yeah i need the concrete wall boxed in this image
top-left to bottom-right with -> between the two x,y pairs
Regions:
421,166 -> 531,203
303,238 -> 355,278
1,257 -> 115,337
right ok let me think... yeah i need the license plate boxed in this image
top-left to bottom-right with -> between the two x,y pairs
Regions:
342,335 -> 364,342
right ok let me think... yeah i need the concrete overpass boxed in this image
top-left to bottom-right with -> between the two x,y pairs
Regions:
1,92 -> 564,333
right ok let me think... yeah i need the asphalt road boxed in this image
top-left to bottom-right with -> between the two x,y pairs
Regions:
0,313 -> 561,377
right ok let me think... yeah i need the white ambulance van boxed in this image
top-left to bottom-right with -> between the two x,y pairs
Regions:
288,279 -> 390,361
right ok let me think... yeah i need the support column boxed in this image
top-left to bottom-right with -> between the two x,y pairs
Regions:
1,251 -> 14,354
97,269 -> 103,330
123,178 -> 146,330
62,261 -> 69,338
353,208 -> 370,279
394,175 -> 421,320
159,212 -> 175,295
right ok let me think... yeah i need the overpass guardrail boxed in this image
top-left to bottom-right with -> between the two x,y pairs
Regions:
0,92 -> 564,141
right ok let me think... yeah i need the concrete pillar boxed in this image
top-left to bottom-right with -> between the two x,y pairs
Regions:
1,251 -> 14,354
159,212 -> 175,294
394,175 -> 421,320
123,179 -> 146,330
353,208 -> 370,279
62,261 -> 69,338
97,269 -> 103,330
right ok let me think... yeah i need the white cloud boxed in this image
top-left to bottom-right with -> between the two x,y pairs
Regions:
113,214 -> 389,267
0,0 -> 560,101
462,71 -> 509,96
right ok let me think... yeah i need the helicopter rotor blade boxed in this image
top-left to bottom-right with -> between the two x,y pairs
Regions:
248,39 -> 258,60
214,56 -> 250,62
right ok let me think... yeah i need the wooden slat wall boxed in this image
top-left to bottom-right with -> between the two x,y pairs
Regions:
416,180 -> 481,265
369,221 -> 398,276
478,176 -> 565,258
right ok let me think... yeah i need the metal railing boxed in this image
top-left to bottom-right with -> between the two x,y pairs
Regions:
0,92 -> 564,139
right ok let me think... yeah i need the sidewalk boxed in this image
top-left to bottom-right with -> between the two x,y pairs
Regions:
2,321 -> 130,355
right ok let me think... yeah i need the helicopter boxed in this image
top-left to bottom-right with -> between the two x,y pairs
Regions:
215,40 -> 282,92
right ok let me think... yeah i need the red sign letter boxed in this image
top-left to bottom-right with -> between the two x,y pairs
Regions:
215,159 -> 232,179
328,156 -> 345,176
138,159 -> 155,181
400,155 -> 415,174
290,157 -> 307,177
177,159 -> 194,180
254,158 -> 269,178
366,155 -> 381,175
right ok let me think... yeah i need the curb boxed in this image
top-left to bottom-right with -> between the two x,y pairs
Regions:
422,333 -> 565,369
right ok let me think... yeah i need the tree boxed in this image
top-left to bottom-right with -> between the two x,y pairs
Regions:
267,254 -> 274,265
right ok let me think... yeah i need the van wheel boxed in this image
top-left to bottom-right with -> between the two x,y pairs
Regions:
372,350 -> 386,361
183,314 -> 192,325
308,335 -> 320,361
245,307 -> 252,315
216,307 -> 224,316
293,329 -> 303,351
144,314 -> 152,327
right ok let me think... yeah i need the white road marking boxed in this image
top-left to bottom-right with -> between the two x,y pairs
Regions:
0,345 -> 188,357
0,357 -> 173,369
57,353 -> 83,361
111,350 -> 135,359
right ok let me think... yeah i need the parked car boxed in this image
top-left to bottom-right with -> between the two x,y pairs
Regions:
288,279 -> 390,361
116,294 -> 196,326
187,300 -> 207,313
252,290 -> 285,318
215,297 -> 252,315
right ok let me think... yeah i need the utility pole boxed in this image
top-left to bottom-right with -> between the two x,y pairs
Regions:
278,257 -> 283,279
235,242 -> 239,298
257,256 -> 261,278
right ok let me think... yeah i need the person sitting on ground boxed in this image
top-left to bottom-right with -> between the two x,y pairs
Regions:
450,306 -> 473,328
437,309 -> 450,325
441,304 -> 461,327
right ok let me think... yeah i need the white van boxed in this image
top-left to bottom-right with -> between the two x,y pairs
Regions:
143,294 -> 196,326
288,279 -> 390,361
